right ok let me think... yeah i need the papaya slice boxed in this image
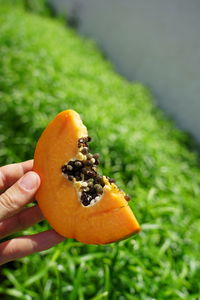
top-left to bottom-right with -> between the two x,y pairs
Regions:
33,110 -> 140,244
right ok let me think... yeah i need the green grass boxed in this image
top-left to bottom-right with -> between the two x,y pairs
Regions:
0,2 -> 200,299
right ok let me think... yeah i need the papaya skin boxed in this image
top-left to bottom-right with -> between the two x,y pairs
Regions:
33,110 -> 140,244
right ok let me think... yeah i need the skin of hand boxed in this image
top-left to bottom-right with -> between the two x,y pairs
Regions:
0,160 -> 65,265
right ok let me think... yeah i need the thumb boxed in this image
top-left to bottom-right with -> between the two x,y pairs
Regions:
0,171 -> 40,221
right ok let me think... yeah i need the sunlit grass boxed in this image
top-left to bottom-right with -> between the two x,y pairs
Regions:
0,2 -> 199,299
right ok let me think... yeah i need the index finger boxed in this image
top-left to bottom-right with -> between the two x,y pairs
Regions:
0,160 -> 33,194
0,229 -> 65,265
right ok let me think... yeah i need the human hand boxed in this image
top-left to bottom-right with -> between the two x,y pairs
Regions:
0,160 -> 65,265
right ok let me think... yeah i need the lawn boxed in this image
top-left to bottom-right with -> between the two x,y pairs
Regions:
0,2 -> 199,299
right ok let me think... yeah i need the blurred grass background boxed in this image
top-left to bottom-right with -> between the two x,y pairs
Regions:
0,1 -> 200,299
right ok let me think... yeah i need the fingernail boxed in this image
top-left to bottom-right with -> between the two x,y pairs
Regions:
19,172 -> 40,190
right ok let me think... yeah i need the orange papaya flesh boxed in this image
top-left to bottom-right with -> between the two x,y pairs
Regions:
33,110 -> 140,244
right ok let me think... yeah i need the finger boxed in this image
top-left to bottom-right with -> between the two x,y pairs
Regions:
0,230 -> 65,265
0,160 -> 33,194
0,205 -> 44,239
0,171 -> 40,221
